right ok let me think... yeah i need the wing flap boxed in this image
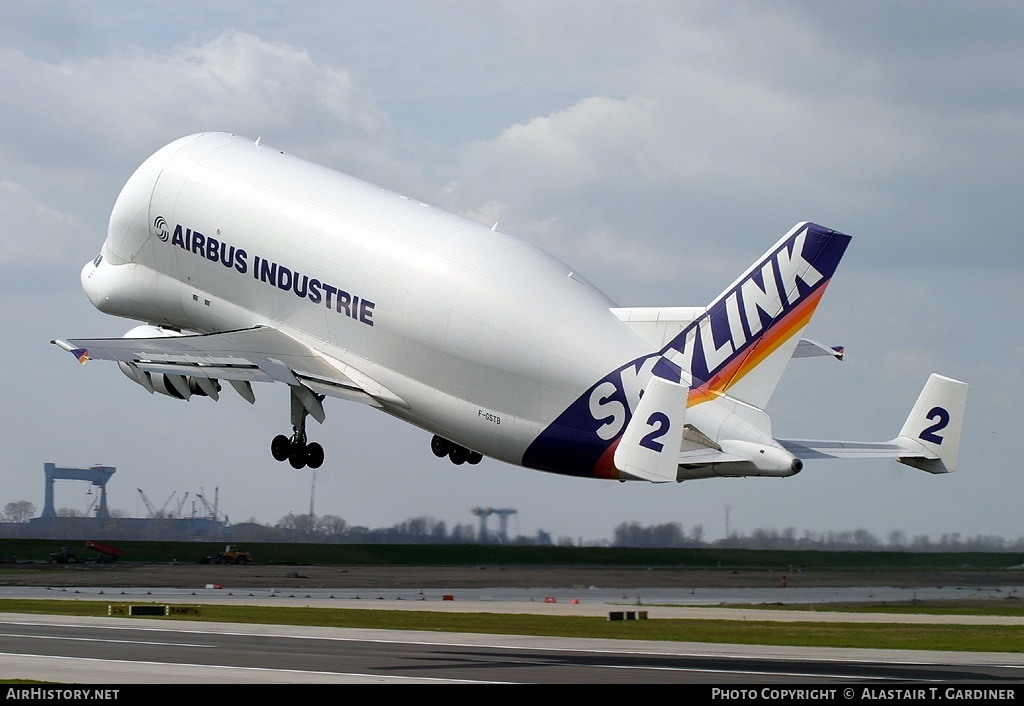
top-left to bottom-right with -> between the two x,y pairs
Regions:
133,362 -> 272,382
64,326 -> 343,378
55,326 -> 400,408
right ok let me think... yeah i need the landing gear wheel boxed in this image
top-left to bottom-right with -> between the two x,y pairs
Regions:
271,435 -> 291,462
305,442 -> 324,469
448,445 -> 468,465
467,451 -> 483,465
271,385 -> 328,469
288,443 -> 308,469
430,435 -> 451,458
272,434 -> 323,470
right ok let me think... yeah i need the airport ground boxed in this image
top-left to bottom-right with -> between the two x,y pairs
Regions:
2,561 -> 1021,596
2,562 -> 1023,683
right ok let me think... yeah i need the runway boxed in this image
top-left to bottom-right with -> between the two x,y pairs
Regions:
1,583 -> 1022,684
1,612 -> 1022,684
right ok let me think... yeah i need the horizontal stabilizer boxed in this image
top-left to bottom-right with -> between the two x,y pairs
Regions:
778,373 -> 968,474
793,338 -> 844,360
613,373 -> 688,482
611,307 -> 705,349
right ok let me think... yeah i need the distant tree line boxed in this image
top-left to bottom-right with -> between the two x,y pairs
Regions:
2,499 -> 1020,550
223,513 -> 558,545
610,521 -> 1024,551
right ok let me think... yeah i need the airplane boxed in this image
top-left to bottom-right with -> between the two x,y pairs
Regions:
53,132 -> 967,484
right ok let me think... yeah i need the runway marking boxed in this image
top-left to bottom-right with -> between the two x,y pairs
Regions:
461,653 -> 906,681
0,631 -> 213,648
0,653 -> 503,684
577,663 -> 912,681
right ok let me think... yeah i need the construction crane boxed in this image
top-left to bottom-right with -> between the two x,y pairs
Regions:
159,492 -> 176,517
85,493 -> 98,517
472,506 -> 491,541
42,463 -> 115,519
471,507 -> 517,543
174,492 -> 190,518
196,488 -> 218,521
137,488 -> 157,518
492,508 -> 518,542
137,489 -> 177,518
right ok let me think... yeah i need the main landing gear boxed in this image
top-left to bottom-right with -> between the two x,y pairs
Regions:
431,435 -> 483,465
272,430 -> 324,469
271,384 -> 326,469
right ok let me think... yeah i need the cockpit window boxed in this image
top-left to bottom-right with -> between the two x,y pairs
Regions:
92,254 -> 103,267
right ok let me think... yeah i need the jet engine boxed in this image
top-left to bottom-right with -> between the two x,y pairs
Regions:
116,325 -> 220,400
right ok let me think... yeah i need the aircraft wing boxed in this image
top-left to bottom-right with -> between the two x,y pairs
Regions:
52,326 -> 400,410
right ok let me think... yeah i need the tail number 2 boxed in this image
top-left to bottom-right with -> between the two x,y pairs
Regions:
919,406 -> 950,445
639,412 -> 671,453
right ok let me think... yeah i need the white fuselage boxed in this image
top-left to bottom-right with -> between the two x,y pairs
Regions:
83,133 -> 656,472
69,139 -> 964,483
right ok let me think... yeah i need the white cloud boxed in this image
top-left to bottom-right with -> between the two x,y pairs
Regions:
0,180 -> 88,266
0,32 -> 393,174
450,96 -> 660,201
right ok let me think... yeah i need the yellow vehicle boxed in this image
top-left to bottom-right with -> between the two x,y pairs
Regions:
204,545 -> 252,564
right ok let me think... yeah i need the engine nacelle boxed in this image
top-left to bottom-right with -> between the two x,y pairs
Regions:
718,439 -> 803,476
122,324 -> 184,341
116,325 -> 219,400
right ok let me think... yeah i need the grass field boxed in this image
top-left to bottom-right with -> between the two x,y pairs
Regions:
1,598 -> 1022,653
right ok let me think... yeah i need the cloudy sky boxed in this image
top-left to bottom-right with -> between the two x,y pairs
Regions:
2,1 -> 1021,544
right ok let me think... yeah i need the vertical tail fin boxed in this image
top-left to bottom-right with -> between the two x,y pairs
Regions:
662,222 -> 851,410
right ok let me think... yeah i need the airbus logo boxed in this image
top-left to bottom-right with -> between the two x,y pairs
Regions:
154,216 -> 170,242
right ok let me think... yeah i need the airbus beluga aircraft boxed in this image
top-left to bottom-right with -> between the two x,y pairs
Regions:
54,132 -> 967,484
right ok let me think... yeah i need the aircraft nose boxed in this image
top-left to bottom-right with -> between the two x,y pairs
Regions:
81,255 -> 102,307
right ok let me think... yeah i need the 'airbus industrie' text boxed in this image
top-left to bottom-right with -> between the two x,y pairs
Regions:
163,221 -> 375,326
